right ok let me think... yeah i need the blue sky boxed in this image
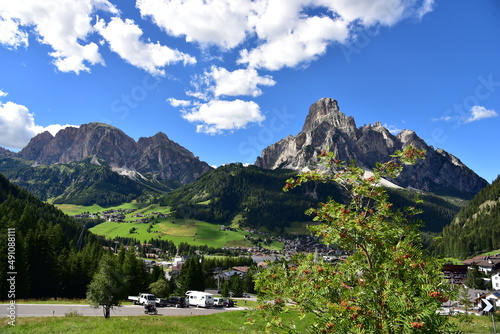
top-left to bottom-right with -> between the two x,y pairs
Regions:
0,0 -> 499,183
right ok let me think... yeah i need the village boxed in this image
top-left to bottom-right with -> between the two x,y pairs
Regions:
73,208 -> 500,315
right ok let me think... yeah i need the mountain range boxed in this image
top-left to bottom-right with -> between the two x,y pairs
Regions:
256,98 -> 487,199
0,123 -> 213,205
14,122 -> 212,184
0,97 -> 489,226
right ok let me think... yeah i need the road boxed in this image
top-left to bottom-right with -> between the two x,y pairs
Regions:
0,303 -> 245,317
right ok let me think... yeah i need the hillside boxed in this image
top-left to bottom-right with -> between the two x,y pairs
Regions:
0,157 -> 178,206
435,175 -> 500,258
160,163 -> 332,232
0,172 -> 103,299
159,163 -> 465,234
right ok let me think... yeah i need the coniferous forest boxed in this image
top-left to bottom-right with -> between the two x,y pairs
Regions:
433,175 -> 500,259
0,172 -> 254,299
0,172 -> 105,299
159,163 -> 464,234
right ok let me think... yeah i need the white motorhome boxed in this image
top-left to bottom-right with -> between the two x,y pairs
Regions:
185,290 -> 214,308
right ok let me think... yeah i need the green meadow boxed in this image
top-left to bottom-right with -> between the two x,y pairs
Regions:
1,311 -> 496,333
1,312 -> 261,334
57,203 -> 284,249
90,218 -> 253,248
55,203 -> 169,215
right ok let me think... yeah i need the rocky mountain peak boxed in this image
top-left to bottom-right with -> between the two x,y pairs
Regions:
302,97 -> 356,133
0,146 -> 15,158
138,132 -> 172,148
18,131 -> 55,161
255,98 -> 488,198
15,122 -> 212,184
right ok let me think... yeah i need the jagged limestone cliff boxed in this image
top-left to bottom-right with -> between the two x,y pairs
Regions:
255,98 -> 487,198
17,122 -> 212,184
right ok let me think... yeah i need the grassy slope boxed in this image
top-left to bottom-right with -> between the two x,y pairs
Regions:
0,312 -> 494,333
55,202 -> 159,215
1,312 -> 260,334
90,218 -> 252,248
57,203 -> 276,248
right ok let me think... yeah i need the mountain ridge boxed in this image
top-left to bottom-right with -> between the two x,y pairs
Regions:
255,97 -> 488,199
159,163 -> 464,234
16,122 -> 212,184
436,175 -> 500,258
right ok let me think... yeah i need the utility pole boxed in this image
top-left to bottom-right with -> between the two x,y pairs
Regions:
492,299 -> 497,334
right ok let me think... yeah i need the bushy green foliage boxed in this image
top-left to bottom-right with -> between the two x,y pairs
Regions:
252,147 -> 455,333
436,175 -> 500,258
463,263 -> 486,289
149,278 -> 171,298
86,255 -> 124,318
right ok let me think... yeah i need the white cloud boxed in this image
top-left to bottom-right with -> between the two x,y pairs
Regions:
204,66 -> 276,97
181,99 -> 265,134
167,98 -> 192,107
0,90 -> 7,97
0,0 -> 118,73
136,0 -> 253,49
95,17 -> 196,76
430,115 -> 452,122
416,0 -> 435,20
239,15 -> 350,70
0,16 -> 28,48
0,100 -> 76,149
465,105 -> 498,123
136,0 -> 432,73
238,0 -> 432,70
431,105 -> 498,124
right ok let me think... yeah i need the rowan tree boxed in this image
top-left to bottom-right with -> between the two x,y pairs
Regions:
252,146 -> 455,333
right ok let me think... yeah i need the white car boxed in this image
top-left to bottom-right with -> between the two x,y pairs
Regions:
213,297 -> 225,307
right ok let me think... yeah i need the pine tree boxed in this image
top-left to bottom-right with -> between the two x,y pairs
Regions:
176,256 -> 205,294
122,246 -> 148,296
229,274 -> 244,297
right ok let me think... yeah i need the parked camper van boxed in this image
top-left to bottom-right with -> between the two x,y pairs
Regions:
185,290 -> 214,308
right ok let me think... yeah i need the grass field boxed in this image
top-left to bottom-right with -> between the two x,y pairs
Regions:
1,311 -> 497,333
58,203 -> 284,249
55,203 -> 171,215
89,218 -> 252,247
0,312 -> 261,334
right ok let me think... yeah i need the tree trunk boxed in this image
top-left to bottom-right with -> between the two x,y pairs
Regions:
104,305 -> 111,318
